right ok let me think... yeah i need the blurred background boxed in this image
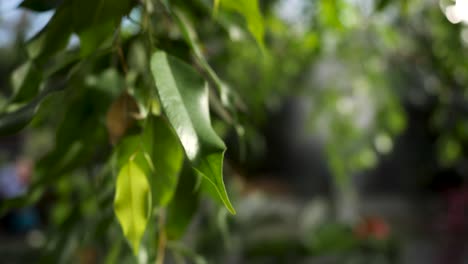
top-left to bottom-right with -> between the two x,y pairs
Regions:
1,0 -> 468,263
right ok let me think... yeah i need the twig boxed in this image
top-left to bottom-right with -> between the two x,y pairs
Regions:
117,45 -> 129,74
156,210 -> 167,264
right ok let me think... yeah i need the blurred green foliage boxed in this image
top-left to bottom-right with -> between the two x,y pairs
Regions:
0,0 -> 467,262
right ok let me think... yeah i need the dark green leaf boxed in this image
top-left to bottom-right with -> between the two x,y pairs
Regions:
0,103 -> 37,135
27,3 -> 73,63
173,10 -> 231,108
0,80 -> 66,135
0,188 -> 44,216
375,0 -> 391,11
33,85 -> 111,185
19,0 -> 63,12
77,21 -> 115,56
115,135 -> 143,169
10,61 -> 43,103
150,51 -> 235,214
166,163 -> 200,240
71,0 -> 133,56
142,115 -> 184,207
43,50 -> 81,78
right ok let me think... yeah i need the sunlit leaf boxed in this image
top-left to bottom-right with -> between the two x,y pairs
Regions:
213,0 -> 220,16
114,159 -> 151,255
318,0 -> 342,29
150,51 -> 235,214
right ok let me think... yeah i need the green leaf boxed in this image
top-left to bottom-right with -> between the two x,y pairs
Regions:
166,163 -> 200,240
213,0 -> 220,16
173,10 -> 232,109
173,9 -> 246,122
71,0 -> 133,56
43,50 -> 81,78
220,0 -> 265,52
150,51 -> 235,214
115,135 -> 142,168
19,0 -> 63,11
0,188 -> 44,217
375,0 -> 391,11
438,137 -> 461,167
27,3 -> 73,63
10,61 -> 43,103
319,0 -> 342,29
142,115 -> 184,206
33,86 -> 111,184
0,80 -> 66,135
114,158 -> 151,256
0,103 -> 37,135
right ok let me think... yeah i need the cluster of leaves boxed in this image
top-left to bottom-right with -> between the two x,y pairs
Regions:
2,0 -> 468,262
0,0 -> 267,261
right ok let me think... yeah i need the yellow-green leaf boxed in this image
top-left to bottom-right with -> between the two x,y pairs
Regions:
114,159 -> 151,255
213,0 -> 220,17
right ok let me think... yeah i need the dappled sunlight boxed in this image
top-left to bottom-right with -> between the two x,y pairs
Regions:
444,0 -> 468,24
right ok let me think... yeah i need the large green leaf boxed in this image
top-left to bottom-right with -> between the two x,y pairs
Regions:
142,115 -> 184,207
220,0 -> 265,52
150,51 -> 235,214
114,159 -> 151,255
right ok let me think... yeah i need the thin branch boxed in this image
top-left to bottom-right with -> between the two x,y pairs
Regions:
156,210 -> 167,264
117,45 -> 129,75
